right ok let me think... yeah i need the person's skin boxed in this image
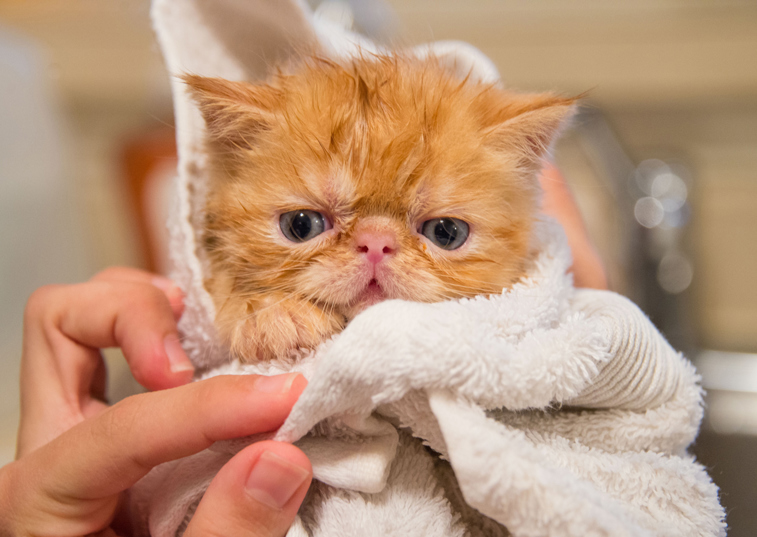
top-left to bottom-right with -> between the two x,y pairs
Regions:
540,163 -> 609,290
0,165 -> 605,536
2,268 -> 313,536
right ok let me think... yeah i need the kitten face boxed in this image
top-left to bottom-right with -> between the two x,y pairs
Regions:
185,55 -> 575,360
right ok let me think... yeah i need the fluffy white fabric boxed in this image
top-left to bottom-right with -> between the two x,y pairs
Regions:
133,0 -> 725,535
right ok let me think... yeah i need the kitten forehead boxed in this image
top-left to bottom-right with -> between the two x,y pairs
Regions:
290,164 -> 356,211
190,54 -> 575,213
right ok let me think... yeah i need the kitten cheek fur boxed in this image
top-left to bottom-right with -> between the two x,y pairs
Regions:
183,55 -> 576,363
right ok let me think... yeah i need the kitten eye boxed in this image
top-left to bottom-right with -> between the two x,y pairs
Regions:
421,218 -> 470,250
280,210 -> 331,242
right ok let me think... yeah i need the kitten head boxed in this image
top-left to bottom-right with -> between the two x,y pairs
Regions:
184,55 -> 575,355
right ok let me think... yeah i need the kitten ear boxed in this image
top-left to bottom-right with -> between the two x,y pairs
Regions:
486,95 -> 578,172
182,74 -> 282,149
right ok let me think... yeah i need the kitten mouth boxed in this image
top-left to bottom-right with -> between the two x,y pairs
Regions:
354,278 -> 385,308
339,278 -> 389,321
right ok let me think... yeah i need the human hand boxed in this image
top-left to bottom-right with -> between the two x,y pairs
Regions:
4,268 -> 313,536
539,163 -> 609,290
16,267 -> 194,457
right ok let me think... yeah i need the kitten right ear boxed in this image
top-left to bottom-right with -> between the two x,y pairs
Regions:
484,94 -> 578,174
181,74 -> 281,150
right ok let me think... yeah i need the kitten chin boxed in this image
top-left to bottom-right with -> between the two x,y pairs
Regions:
185,53 -> 577,362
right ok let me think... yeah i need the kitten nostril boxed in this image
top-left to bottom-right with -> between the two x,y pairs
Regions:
355,232 -> 397,262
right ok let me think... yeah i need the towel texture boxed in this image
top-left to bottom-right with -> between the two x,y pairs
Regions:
132,1 -> 725,535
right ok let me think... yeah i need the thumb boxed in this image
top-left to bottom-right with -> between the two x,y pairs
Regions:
184,441 -> 312,537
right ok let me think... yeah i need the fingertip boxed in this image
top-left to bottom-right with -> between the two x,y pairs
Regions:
164,365 -> 195,388
129,335 -> 195,391
164,334 -> 195,375
158,334 -> 196,389
252,441 -> 312,479
166,287 -> 186,320
251,373 -> 308,413
244,443 -> 312,511
289,373 -> 308,398
150,277 -> 185,320
185,441 -> 311,536
149,275 -> 175,294
253,373 -> 307,395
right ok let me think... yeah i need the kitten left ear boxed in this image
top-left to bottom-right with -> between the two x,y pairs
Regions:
182,74 -> 282,150
487,96 -> 578,172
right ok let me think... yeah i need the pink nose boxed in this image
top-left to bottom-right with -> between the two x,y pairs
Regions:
355,231 -> 397,264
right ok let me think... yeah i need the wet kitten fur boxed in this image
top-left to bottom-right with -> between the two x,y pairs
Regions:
184,54 -> 575,362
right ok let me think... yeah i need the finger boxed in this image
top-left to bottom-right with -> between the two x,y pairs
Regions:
21,279 -> 195,440
185,442 -> 312,537
10,374 -> 307,533
36,374 -> 305,497
19,280 -> 194,454
91,267 -> 185,320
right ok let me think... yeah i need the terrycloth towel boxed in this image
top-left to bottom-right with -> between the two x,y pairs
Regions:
131,1 -> 726,535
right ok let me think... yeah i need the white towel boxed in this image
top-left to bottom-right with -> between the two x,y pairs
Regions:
131,1 -> 725,535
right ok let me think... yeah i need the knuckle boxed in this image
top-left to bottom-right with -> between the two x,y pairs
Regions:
112,282 -> 172,326
97,396 -> 141,446
192,376 -> 226,406
127,282 -> 170,312
87,395 -> 154,475
193,519 -> 278,537
95,400 -> 129,441
94,395 -> 153,470
183,522 -> 227,537
24,285 -> 64,323
185,498 -> 282,537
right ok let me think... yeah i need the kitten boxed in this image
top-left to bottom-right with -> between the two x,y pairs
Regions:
184,54 -> 575,362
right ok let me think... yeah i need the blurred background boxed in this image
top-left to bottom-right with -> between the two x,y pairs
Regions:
0,0 -> 755,533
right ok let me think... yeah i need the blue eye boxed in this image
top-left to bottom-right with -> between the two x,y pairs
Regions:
421,218 -> 469,250
280,210 -> 329,242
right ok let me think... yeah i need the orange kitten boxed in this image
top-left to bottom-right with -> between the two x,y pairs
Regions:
184,54 -> 575,362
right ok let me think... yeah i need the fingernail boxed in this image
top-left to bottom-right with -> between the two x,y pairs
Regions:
164,334 -> 195,373
151,276 -> 179,294
246,451 -> 310,510
254,373 -> 300,394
